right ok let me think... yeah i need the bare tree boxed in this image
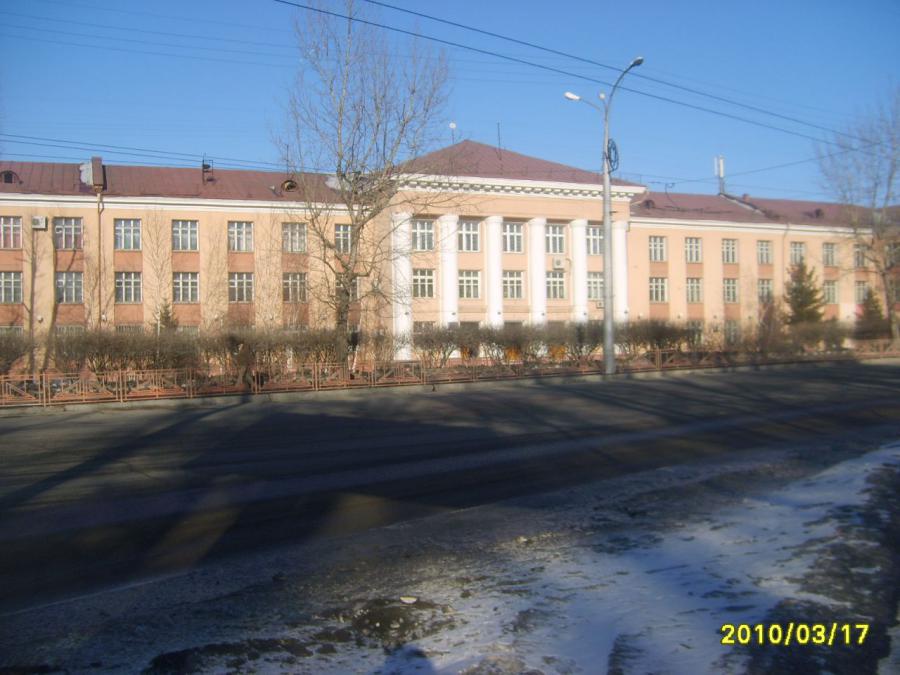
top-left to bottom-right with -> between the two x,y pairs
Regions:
818,88 -> 899,339
278,0 -> 455,359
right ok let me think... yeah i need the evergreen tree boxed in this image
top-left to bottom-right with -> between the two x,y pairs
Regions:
854,289 -> 891,340
155,300 -> 179,334
784,262 -> 824,325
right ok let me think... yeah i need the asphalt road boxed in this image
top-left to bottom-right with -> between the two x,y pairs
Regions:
1,361 -> 899,613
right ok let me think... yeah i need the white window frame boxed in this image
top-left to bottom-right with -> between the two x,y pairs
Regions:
282,222 -> 307,253
790,242 -> 806,265
412,269 -> 435,298
854,243 -> 868,269
823,280 -> 837,305
758,279 -> 773,303
649,236 -> 667,262
723,278 -> 738,304
334,224 -> 352,254
586,226 -> 603,256
0,216 -> 22,250
546,224 -> 565,254
686,277 -> 702,304
722,238 -> 738,264
0,271 -> 23,303
546,270 -> 565,300
114,218 -> 142,251
282,272 -> 307,302
172,220 -> 198,252
757,240 -> 772,265
649,277 -> 668,303
228,221 -> 254,252
855,280 -> 868,304
55,271 -> 83,304
53,217 -> 83,250
115,271 -> 142,304
502,222 -> 523,253
412,219 -> 434,252
458,270 -> 480,299
173,272 -> 199,303
229,272 -> 254,303
458,220 -> 480,252
502,270 -> 523,299
587,271 -> 604,301
822,242 -> 836,267
685,237 -> 702,263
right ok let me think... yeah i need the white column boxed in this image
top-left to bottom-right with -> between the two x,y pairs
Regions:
528,217 -> 547,325
570,218 -> 588,322
438,214 -> 459,326
485,215 -> 504,327
612,219 -> 630,322
391,212 -> 413,359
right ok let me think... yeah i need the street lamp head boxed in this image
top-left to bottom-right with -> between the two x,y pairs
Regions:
563,91 -> 581,101
631,56 -> 644,68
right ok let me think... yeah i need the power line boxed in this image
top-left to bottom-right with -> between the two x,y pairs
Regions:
272,0 -> 862,151
360,0 -> 856,142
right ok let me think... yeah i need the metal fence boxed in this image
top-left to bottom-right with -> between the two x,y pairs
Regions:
1,342 -> 897,409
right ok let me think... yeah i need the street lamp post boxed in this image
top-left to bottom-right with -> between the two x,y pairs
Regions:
565,55 -> 643,376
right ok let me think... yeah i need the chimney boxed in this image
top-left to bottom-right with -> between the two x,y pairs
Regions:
90,156 -> 105,192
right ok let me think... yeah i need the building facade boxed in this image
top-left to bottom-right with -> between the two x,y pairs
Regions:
0,141 -> 891,356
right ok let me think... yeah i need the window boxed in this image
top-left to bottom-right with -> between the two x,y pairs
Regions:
722,239 -> 738,264
649,236 -> 667,262
412,269 -> 434,298
459,270 -> 480,299
502,222 -> 523,253
334,224 -> 351,254
587,226 -> 603,255
546,271 -> 565,299
649,277 -> 668,303
724,320 -> 740,345
55,324 -> 85,335
723,278 -> 738,304
229,272 -> 254,302
282,222 -> 307,253
228,221 -> 253,252
0,271 -> 22,303
178,325 -> 200,336
823,280 -> 837,305
412,219 -> 434,251
855,281 -> 868,304
115,272 -> 142,303
822,242 -> 836,267
758,279 -> 773,303
53,217 -> 83,250
790,242 -> 806,265
55,272 -> 83,303
0,216 -> 22,249
546,224 -> 565,254
757,240 -> 772,265
503,270 -> 523,299
686,277 -> 703,304
172,220 -> 198,251
854,243 -> 867,269
173,272 -> 199,303
0,325 -> 24,335
116,324 -> 144,334
336,276 -> 360,301
587,272 -> 604,301
685,237 -> 702,263
413,321 -> 435,334
686,320 -> 704,342
282,272 -> 307,302
114,218 -> 141,251
458,220 -> 480,252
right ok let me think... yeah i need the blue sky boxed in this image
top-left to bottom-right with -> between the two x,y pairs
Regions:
1,0 -> 897,201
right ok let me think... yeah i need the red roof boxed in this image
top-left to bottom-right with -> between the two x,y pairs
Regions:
403,140 -> 641,187
632,191 -> 857,227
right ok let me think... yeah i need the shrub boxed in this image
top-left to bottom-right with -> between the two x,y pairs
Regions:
0,331 -> 31,375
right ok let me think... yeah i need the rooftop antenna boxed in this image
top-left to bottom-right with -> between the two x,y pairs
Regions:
714,155 -> 725,195
449,121 -> 457,144
202,154 -> 214,183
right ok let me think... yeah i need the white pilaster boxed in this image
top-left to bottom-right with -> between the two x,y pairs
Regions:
612,219 -> 630,322
391,212 -> 413,359
570,218 -> 588,322
485,215 -> 504,327
528,217 -> 547,325
438,213 -> 459,326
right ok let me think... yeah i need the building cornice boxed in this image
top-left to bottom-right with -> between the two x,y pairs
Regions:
399,174 -> 645,201
630,216 -> 865,236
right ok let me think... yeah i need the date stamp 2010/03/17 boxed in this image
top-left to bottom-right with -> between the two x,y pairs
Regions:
720,623 -> 869,647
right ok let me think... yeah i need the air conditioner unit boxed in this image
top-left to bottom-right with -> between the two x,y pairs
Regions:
31,216 -> 48,230
552,257 -> 565,270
